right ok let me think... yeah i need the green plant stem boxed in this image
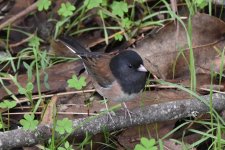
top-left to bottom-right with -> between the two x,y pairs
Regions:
210,64 -> 214,136
0,113 -> 5,132
65,4 -> 87,34
50,105 -> 57,150
99,10 -> 109,44
6,25 -> 16,73
7,109 -> 9,130
32,45 -> 42,113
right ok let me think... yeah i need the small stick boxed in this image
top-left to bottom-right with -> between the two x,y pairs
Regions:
2,112 -> 98,116
10,34 -> 34,48
0,2 -> 38,30
18,89 -> 96,103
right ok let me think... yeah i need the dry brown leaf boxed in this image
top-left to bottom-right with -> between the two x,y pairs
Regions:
118,121 -> 176,149
136,13 -> 225,79
40,95 -> 58,125
0,61 -> 83,100
163,139 -> 196,150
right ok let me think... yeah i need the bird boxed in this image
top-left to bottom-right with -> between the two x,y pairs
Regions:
58,36 -> 148,122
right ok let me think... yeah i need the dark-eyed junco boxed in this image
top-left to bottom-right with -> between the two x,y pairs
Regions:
58,36 -> 148,120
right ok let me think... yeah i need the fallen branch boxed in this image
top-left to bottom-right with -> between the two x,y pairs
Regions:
0,93 -> 225,149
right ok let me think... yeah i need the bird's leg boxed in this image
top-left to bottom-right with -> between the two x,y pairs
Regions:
122,102 -> 133,123
103,98 -> 115,123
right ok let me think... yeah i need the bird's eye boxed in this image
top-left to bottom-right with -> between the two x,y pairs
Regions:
128,64 -> 133,68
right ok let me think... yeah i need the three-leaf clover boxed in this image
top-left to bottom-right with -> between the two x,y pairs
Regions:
28,36 -> 40,47
121,18 -> 132,29
58,141 -> 74,150
58,2 -> 76,17
55,118 -> 73,135
114,33 -> 123,41
67,75 -> 86,90
37,0 -> 51,11
0,100 -> 17,129
134,138 -> 157,150
84,0 -> 103,10
0,100 -> 17,109
20,114 -> 39,131
111,1 -> 128,18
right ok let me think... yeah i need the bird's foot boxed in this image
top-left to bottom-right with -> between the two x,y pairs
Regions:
122,102 -> 133,123
106,111 -> 116,123
101,98 -> 116,123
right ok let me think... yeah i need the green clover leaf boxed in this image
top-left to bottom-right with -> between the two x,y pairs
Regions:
135,144 -> 146,150
58,2 -> 76,17
141,138 -> 156,149
37,0 -> 51,11
0,100 -> 17,109
196,0 -> 208,9
18,87 -> 26,95
26,82 -> 34,92
121,17 -> 132,29
134,137 -> 157,150
114,33 -> 123,41
0,102 -> 7,108
84,0 -> 103,10
58,141 -> 73,150
55,118 -> 73,135
28,36 -> 40,47
195,0 -> 208,9
67,75 -> 86,90
18,82 -> 34,95
20,114 -> 39,131
111,1 -> 128,18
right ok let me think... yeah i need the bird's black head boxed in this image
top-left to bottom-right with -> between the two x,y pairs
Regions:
109,50 -> 148,94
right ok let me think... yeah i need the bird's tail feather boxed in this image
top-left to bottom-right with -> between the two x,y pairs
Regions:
58,36 -> 90,54
58,36 -> 103,58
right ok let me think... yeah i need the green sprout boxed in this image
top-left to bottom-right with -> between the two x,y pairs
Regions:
18,82 -> 34,106
0,100 -> 17,130
58,141 -> 74,150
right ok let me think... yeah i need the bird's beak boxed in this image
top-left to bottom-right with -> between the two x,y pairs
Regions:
137,64 -> 148,72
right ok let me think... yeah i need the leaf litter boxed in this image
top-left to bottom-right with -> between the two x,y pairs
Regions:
0,0 -> 225,149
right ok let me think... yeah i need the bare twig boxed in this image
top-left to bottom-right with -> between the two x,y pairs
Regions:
0,2 -> 37,30
18,89 -> 96,103
9,34 -> 35,48
2,112 -> 97,116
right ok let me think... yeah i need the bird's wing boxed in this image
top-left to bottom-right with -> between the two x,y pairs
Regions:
83,53 -> 116,88
58,36 -> 117,87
